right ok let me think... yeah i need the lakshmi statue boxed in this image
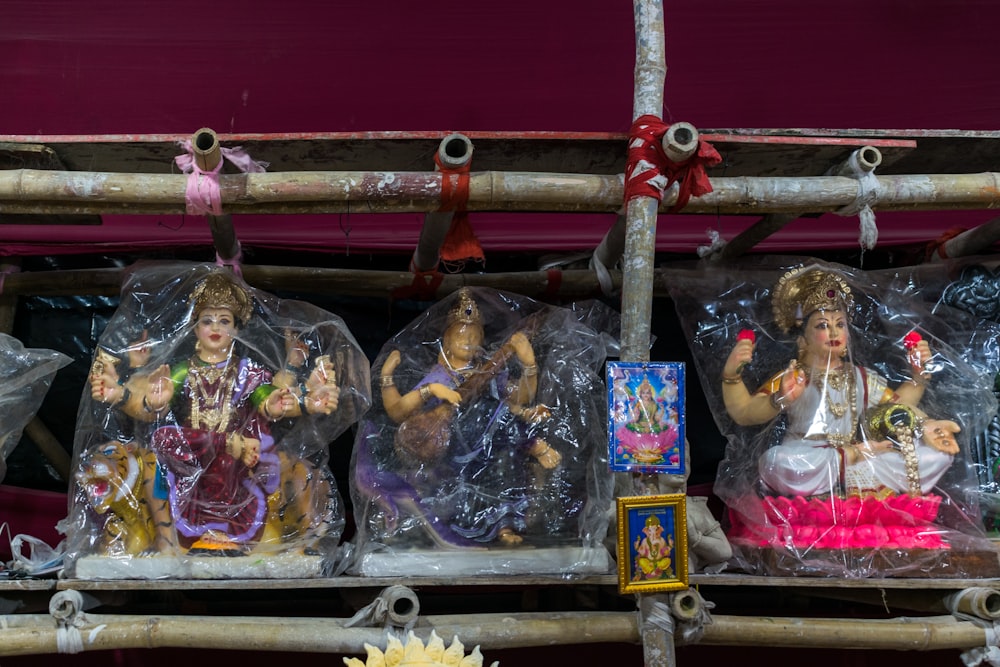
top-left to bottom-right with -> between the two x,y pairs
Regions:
66,264 -> 370,578
721,266 -> 959,498
663,258 -> 999,577
350,286 -> 617,576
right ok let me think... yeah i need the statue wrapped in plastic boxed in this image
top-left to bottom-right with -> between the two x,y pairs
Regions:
64,263 -> 371,579
350,287 -> 618,576
666,258 -> 1000,577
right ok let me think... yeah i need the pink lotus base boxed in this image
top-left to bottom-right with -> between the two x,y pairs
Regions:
727,493 -> 949,550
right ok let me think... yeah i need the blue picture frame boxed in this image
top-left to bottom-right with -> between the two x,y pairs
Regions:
607,361 -> 685,474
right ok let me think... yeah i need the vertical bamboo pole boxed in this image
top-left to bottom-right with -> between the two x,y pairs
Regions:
190,129 -> 242,264
627,3 -> 676,667
622,0 -> 666,364
411,134 -> 475,272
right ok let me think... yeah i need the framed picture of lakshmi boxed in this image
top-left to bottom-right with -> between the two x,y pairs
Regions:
616,494 -> 688,594
607,361 -> 685,474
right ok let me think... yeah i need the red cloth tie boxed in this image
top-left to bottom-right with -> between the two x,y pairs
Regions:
624,114 -> 722,213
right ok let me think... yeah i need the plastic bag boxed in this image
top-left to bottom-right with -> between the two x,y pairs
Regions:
665,255 -> 999,578
62,262 -> 371,579
0,333 -> 72,484
349,287 -> 619,576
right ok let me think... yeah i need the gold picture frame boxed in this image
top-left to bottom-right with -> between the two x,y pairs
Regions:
616,494 -> 688,594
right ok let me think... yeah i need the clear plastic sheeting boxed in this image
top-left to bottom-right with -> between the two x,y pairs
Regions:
349,287 -> 618,576
62,262 -> 371,579
0,334 -> 71,484
665,256 -> 1000,578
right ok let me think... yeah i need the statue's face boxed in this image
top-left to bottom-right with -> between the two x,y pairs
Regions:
442,322 -> 484,366
194,307 -> 237,360
800,308 -> 849,365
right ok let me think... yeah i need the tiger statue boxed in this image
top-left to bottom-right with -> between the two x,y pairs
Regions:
256,450 -> 336,554
78,440 -> 334,557
76,440 -> 177,557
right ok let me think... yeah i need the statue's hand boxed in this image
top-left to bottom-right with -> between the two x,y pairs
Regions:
908,339 -> 932,376
508,332 -> 535,365
778,361 -> 806,405
283,328 -> 309,370
723,338 -> 754,379
427,382 -> 461,406
923,419 -> 961,455
518,404 -> 551,424
381,350 -> 402,378
144,364 -> 173,412
531,439 -> 561,469
303,356 -> 339,415
304,386 -> 339,415
90,357 -> 122,404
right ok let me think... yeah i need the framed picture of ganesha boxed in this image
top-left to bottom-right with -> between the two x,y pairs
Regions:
617,494 -> 688,594
607,361 -> 685,474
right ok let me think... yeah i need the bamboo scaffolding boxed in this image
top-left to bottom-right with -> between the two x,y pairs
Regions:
0,609 -> 992,657
929,213 -> 1000,260
2,169 -> 1000,216
707,146 -> 884,261
411,133 -> 475,272
627,2 -> 675,667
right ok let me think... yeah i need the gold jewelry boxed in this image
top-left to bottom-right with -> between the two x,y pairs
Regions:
523,364 -> 538,377
189,360 -> 235,432
419,385 -> 432,402
447,287 -> 482,327
803,365 -> 851,419
380,375 -> 395,388
722,374 -> 743,385
769,392 -> 786,411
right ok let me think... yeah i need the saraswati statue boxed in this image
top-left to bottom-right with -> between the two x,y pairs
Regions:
350,287 -> 617,576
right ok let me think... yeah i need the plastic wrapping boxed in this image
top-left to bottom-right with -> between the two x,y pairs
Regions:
0,334 -> 71,484
349,287 -> 618,576
62,262 -> 371,579
666,256 -> 1000,578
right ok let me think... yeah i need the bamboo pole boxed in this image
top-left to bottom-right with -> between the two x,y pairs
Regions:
0,610 -> 640,657
708,146 -> 885,261
929,214 -> 1000,260
0,610 -> 992,656
3,169 -> 1000,215
628,2 -> 674,666
0,266 -> 615,299
411,134 -> 475,272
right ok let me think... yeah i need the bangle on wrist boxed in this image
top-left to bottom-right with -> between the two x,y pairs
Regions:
523,364 -> 538,378
769,392 -> 786,412
419,385 -> 432,402
380,375 -> 395,389
722,373 -> 742,385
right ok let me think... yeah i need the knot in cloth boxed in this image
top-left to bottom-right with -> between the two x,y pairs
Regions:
624,114 -> 721,212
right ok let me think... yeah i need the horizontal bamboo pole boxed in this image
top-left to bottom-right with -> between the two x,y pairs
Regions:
1,168 -> 999,215
0,265 -> 620,299
0,611 -> 639,657
0,610 -> 989,656
700,614 -> 985,651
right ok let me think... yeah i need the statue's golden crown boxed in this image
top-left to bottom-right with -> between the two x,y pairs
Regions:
772,266 -> 853,333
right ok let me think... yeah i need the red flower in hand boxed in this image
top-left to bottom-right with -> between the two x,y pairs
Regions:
737,329 -> 756,343
903,331 -> 922,350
